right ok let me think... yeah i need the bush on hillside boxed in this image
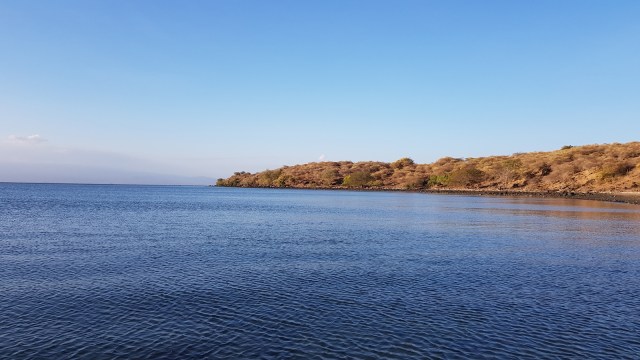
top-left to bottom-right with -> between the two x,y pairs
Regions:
391,157 -> 415,169
256,169 -> 282,187
342,171 -> 373,187
449,166 -> 485,187
321,169 -> 342,186
399,175 -> 428,189
600,162 -> 634,180
428,174 -> 450,187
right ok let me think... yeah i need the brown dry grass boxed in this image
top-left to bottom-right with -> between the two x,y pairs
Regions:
217,142 -> 640,193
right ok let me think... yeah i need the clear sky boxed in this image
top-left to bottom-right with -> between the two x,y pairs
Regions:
1,0 -> 639,184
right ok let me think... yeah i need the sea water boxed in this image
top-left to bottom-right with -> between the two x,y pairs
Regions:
1,183 -> 639,358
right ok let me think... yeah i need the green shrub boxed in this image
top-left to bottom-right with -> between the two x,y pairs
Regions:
342,171 -> 373,187
428,174 -> 450,187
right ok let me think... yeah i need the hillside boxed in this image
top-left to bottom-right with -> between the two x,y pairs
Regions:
216,142 -> 640,194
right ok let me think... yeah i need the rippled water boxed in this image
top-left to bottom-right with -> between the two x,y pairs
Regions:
1,184 -> 639,359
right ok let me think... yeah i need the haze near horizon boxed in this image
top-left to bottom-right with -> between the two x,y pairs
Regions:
1,0 -> 639,184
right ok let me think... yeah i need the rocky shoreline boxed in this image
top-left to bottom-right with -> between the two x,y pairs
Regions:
419,189 -> 640,205
218,185 -> 640,205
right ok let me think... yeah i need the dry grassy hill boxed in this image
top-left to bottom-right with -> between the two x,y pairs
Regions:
217,142 -> 640,194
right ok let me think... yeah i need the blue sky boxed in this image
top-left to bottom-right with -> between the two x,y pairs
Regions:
1,0 -> 639,184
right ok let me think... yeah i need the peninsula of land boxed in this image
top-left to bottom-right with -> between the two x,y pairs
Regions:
217,142 -> 640,204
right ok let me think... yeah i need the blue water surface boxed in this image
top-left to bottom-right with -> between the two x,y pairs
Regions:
1,183 -> 639,359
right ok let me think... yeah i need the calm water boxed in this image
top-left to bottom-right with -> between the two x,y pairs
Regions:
1,184 -> 639,359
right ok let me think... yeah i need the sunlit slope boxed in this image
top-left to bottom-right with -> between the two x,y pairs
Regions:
217,142 -> 640,193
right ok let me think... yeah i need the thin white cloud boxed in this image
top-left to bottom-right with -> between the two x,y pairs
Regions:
318,154 -> 326,161
8,134 -> 47,144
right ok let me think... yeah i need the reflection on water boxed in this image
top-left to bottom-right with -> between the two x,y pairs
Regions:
1,184 -> 639,358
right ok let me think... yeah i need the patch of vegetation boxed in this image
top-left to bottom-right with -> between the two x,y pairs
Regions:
391,157 -> 415,169
342,171 -> 374,188
321,169 -> 342,186
539,163 -> 552,176
256,169 -> 282,187
449,166 -> 485,187
600,162 -> 634,181
428,174 -> 450,187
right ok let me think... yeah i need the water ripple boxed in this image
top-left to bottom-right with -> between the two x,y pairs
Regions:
1,184 -> 639,359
